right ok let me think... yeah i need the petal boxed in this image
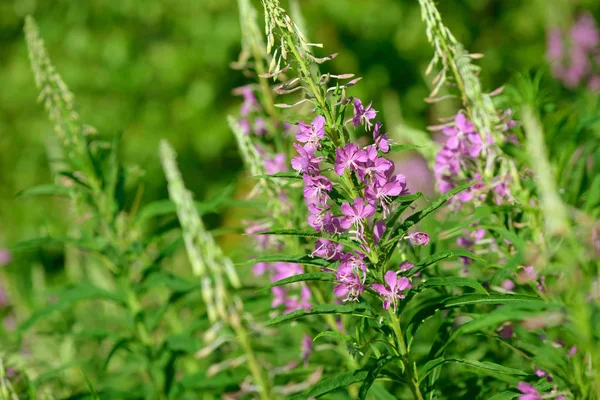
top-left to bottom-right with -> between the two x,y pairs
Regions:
371,283 -> 388,297
340,202 -> 353,217
396,277 -> 412,291
384,271 -> 398,291
333,284 -> 349,297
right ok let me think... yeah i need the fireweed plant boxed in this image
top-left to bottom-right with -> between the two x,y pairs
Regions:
2,3 -> 599,400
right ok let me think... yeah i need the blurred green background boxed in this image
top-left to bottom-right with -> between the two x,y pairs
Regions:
1,0 -> 599,247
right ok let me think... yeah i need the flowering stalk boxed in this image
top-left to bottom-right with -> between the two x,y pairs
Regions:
257,1 -> 455,398
160,140 -> 271,400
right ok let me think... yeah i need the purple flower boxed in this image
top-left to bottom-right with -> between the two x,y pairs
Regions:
571,13 -> 600,50
399,261 -> 415,272
497,322 -> 514,339
235,85 -> 258,116
245,222 -> 276,250
252,262 -> 270,276
334,263 -> 365,302
340,198 -> 376,230
238,118 -> 252,135
303,175 -> 332,207
442,113 -> 482,158
535,369 -> 553,382
356,146 -> 394,185
407,232 -> 430,246
312,239 -> 344,260
307,204 -> 335,232
365,174 -> 408,217
502,280 -> 516,291
254,117 -> 267,135
373,221 -> 386,245
0,250 -> 11,266
517,382 -> 541,400
352,98 -> 377,130
292,143 -> 322,175
373,122 -> 389,153
265,153 -> 288,175
271,262 -> 303,282
371,271 -> 411,311
492,176 -> 512,204
297,115 -> 326,153
301,334 -> 313,367
335,143 -> 367,175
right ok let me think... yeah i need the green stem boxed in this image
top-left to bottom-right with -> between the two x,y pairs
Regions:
389,312 -> 424,400
230,312 -> 272,400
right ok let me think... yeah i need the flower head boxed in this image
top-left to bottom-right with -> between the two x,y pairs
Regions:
352,98 -> 377,130
297,115 -> 326,153
373,121 -> 389,152
407,232 -> 430,246
372,271 -> 411,311
340,198 -> 376,231
335,143 -> 367,175
516,382 -> 541,400
292,143 -> 322,175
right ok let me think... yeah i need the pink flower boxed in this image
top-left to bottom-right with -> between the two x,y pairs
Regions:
335,143 -> 367,175
372,121 -> 389,153
372,271 -> 411,311
407,232 -> 430,246
292,143 -> 323,175
517,382 -> 541,400
352,98 -> 377,130
296,115 -> 326,153
340,198 -> 376,230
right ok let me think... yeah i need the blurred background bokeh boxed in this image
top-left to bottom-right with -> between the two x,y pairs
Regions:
0,0 -> 598,294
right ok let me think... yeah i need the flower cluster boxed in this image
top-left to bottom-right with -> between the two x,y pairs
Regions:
433,112 -> 514,207
516,381 -> 566,400
291,98 -> 427,307
547,13 -> 600,91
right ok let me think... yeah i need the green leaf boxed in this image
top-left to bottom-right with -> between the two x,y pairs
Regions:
266,303 -> 374,327
252,172 -> 302,180
419,357 -> 446,383
239,254 -> 333,268
166,334 -> 201,354
388,144 -> 426,152
142,272 -> 198,293
422,277 -> 487,293
358,355 -> 400,399
453,305 -> 549,336
305,370 -> 369,398
261,272 -> 335,291
397,182 -> 474,233
20,284 -> 126,331
313,331 -> 356,344
384,193 -> 423,238
175,372 -> 242,392
258,229 -> 364,252
448,359 -> 529,377
103,338 -> 134,370
10,236 -> 110,253
410,250 -> 483,276
135,200 -> 222,224
487,391 -> 519,400
369,384 -> 398,400
16,184 -> 73,198
443,294 -> 547,309
419,358 -> 528,385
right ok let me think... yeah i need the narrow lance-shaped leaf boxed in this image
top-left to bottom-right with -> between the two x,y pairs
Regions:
258,229 -> 364,252
299,370 -> 369,399
267,303 -> 375,327
358,355 -> 400,399
260,272 -> 336,291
